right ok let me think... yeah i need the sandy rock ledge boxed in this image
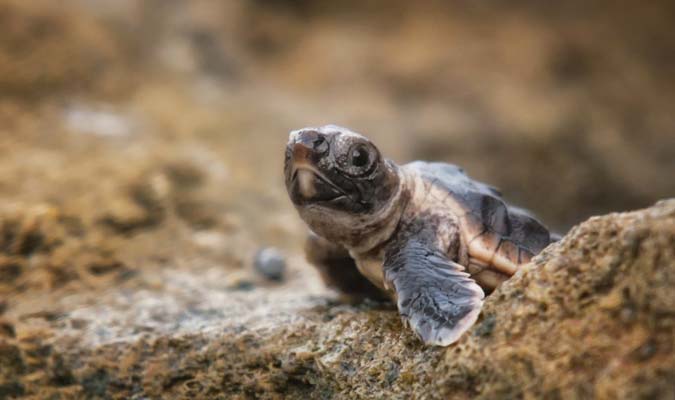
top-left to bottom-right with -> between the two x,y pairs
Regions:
1,200 -> 674,399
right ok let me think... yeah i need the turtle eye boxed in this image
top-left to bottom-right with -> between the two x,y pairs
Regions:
350,145 -> 370,168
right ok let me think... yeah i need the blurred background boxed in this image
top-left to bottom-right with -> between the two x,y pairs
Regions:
1,0 -> 674,300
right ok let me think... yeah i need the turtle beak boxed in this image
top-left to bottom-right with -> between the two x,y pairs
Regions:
291,142 -> 313,171
287,129 -> 327,177
289,129 -> 326,161
285,129 -> 345,204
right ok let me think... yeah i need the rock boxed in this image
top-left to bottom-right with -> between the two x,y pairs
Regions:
0,206 -> 131,295
0,200 -> 672,399
433,199 -> 675,399
0,0 -> 133,99
254,247 -> 287,282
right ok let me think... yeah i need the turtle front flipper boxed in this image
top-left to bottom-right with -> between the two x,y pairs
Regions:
384,239 -> 484,346
305,233 -> 387,302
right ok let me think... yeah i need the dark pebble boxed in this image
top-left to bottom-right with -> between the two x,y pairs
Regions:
254,247 -> 286,281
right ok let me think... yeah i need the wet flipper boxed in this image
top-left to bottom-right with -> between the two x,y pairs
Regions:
384,239 -> 485,346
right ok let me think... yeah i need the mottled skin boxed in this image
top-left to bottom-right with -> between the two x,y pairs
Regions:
284,125 -> 554,346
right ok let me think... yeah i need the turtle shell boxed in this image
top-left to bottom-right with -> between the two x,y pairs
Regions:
404,161 -> 552,275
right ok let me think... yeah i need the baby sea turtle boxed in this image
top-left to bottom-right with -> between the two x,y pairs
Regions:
284,125 -> 555,346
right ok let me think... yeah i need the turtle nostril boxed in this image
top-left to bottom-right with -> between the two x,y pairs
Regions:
297,131 -> 328,154
312,135 -> 328,153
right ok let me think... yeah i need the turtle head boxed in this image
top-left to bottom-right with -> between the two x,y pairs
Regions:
284,125 -> 402,247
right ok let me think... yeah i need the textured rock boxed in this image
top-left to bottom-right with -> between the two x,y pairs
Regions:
434,199 -> 675,399
1,200 -> 673,399
0,205 -> 131,296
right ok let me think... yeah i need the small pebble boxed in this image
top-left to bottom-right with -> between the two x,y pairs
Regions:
253,247 -> 286,281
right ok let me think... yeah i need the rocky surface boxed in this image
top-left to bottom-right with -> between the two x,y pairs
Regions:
1,200 -> 673,399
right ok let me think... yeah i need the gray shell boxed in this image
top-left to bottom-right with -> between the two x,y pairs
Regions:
405,161 -> 552,272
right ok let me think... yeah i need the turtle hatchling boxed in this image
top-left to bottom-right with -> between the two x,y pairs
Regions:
284,125 -> 556,346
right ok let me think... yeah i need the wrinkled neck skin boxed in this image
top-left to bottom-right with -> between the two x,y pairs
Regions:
296,161 -> 408,255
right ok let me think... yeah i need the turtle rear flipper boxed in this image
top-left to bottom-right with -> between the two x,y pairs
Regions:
384,239 -> 484,346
